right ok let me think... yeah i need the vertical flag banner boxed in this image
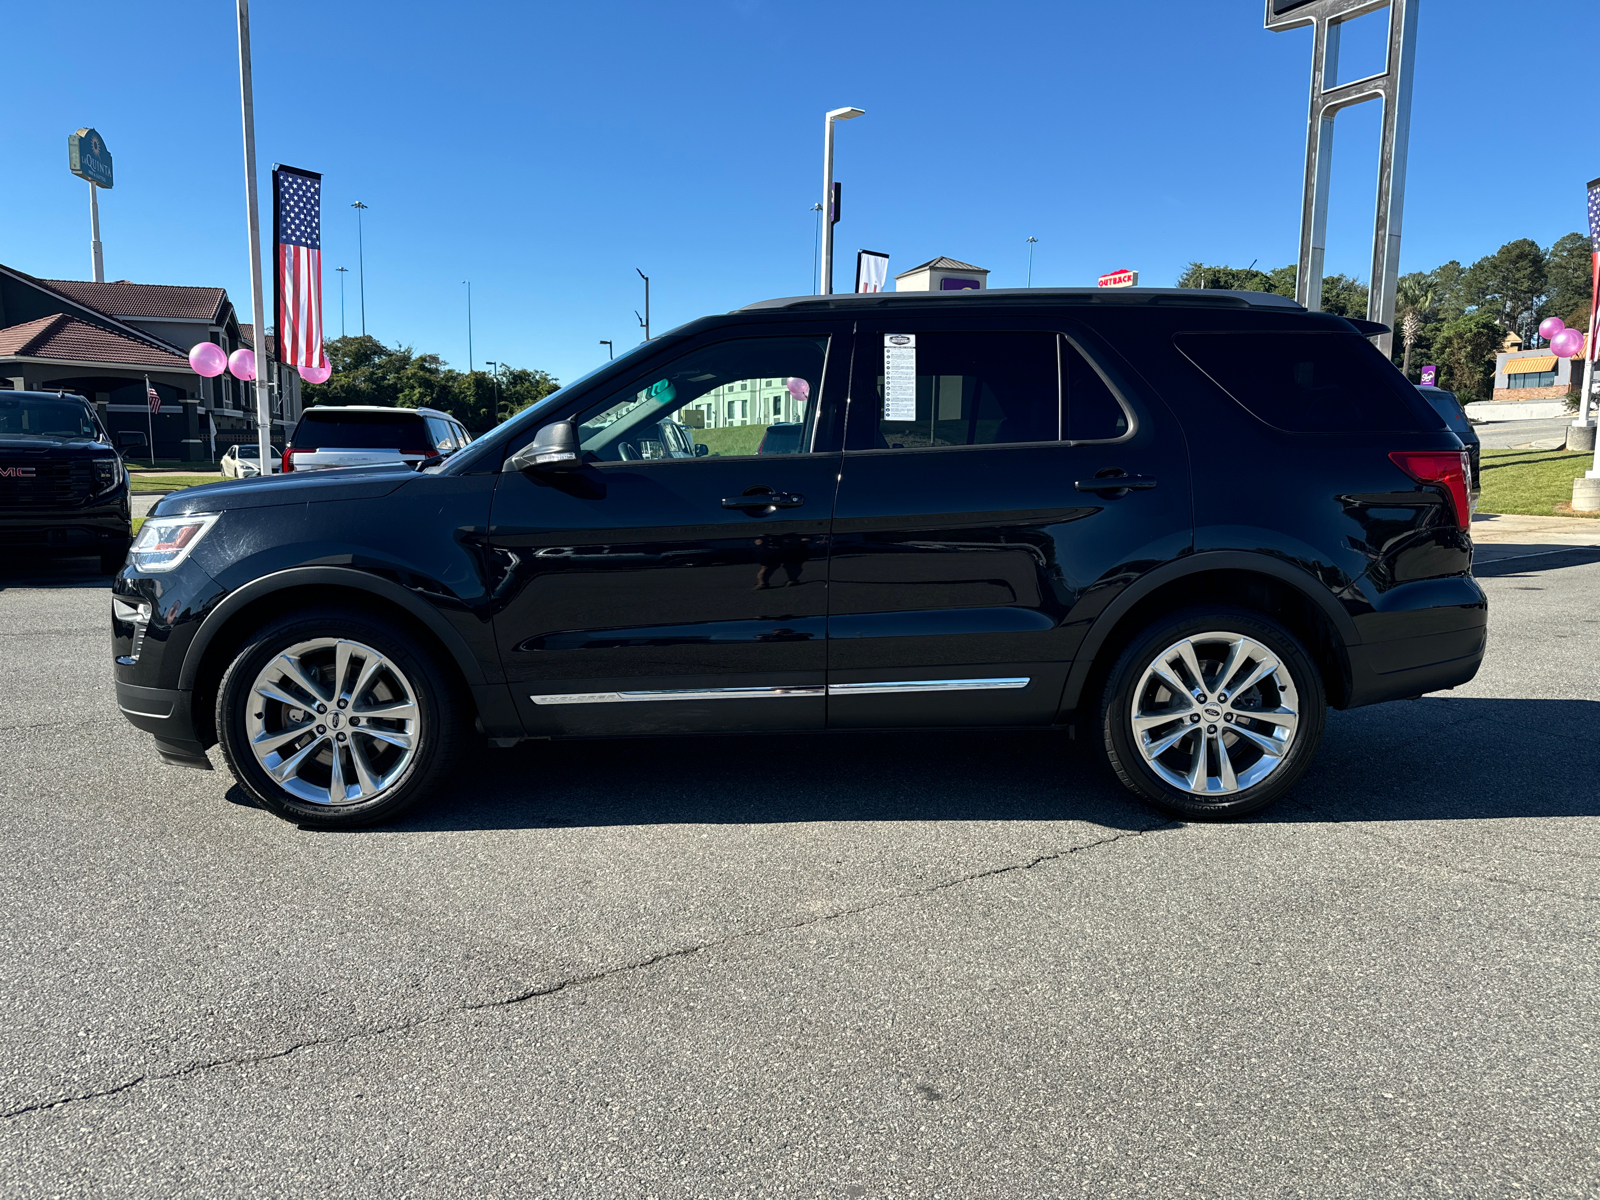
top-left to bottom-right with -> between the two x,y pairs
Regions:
273,165 -> 328,369
856,250 -> 889,294
1586,175 -> 1599,362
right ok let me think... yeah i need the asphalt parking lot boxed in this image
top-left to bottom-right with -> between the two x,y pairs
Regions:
2,529 -> 1598,1198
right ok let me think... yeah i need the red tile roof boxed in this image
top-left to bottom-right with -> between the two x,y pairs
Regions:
0,313 -> 191,369
237,324 -> 275,355
39,278 -> 227,323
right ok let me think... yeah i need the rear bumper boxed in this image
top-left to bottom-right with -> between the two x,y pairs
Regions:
116,681 -> 212,769
1343,574 -> 1487,707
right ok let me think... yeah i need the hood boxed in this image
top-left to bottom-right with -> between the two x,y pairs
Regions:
0,436 -> 115,455
153,460 -> 415,516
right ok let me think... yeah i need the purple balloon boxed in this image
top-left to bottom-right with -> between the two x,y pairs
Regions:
188,341 -> 227,378
1550,328 -> 1585,359
227,348 -> 257,381
298,361 -> 332,385
1538,316 -> 1566,342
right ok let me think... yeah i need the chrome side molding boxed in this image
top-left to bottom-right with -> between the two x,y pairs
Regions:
529,678 -> 1030,705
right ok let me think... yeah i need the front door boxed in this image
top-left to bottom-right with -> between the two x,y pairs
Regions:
826,315 -> 1192,729
489,325 -> 849,736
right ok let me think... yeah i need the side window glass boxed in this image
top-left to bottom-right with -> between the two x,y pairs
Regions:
575,336 -> 827,462
1065,341 -> 1129,441
862,331 -> 1059,450
1176,332 -> 1433,433
423,416 -> 456,452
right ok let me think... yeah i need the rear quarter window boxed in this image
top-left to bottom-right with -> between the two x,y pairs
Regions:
291,410 -> 434,453
1175,331 -> 1439,433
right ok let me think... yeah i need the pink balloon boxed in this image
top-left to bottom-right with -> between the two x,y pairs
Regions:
227,348 -> 256,381
188,341 -> 227,378
1538,316 -> 1566,342
298,361 -> 332,385
784,377 -> 810,403
1550,328 -> 1585,359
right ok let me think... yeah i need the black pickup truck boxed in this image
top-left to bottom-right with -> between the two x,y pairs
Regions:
0,390 -> 131,573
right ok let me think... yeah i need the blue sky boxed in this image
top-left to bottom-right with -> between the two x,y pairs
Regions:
3,1 -> 1595,386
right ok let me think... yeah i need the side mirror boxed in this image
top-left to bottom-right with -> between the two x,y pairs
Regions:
694,443 -> 709,457
505,420 -> 581,472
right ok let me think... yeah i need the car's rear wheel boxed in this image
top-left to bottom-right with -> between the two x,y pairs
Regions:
215,608 -> 465,827
1100,607 -> 1325,820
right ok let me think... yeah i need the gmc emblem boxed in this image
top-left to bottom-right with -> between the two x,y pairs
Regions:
0,466 -> 37,478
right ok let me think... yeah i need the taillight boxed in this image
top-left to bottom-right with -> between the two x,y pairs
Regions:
282,447 -> 304,473
1390,450 -> 1470,529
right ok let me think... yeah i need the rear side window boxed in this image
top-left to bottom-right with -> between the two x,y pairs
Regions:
1064,341 -> 1129,442
1176,332 -> 1434,433
292,410 -> 434,453
857,331 -> 1059,449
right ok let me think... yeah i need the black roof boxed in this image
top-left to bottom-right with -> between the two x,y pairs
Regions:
737,287 -> 1307,315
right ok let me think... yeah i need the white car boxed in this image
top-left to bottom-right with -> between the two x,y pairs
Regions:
282,406 -> 472,473
220,443 -> 282,478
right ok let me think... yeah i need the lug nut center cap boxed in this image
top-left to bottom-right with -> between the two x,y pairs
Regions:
328,712 -> 343,730
1202,706 -> 1222,721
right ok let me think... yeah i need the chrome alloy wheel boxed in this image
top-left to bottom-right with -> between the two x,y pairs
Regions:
245,637 -> 421,807
1129,631 -> 1300,796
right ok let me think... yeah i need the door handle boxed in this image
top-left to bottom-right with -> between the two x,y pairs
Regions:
1075,473 -> 1157,495
722,490 -> 805,510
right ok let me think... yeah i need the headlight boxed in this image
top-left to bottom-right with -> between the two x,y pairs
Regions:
92,455 -> 124,495
128,513 -> 220,572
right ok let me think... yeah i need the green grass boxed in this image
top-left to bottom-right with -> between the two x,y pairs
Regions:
691,425 -> 769,457
1477,448 -> 1598,518
129,474 -> 224,494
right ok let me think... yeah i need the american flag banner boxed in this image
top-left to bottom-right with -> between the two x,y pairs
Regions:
146,383 -> 160,414
273,165 -> 328,370
1587,175 -> 1600,361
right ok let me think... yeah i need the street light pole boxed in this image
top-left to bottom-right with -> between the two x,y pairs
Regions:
485,360 -> 499,424
810,202 -> 824,295
635,268 -> 650,340
462,280 -> 473,372
1026,236 -> 1038,287
351,201 -> 368,336
335,266 -> 348,337
235,0 -> 273,475
820,107 -> 864,296
599,340 -> 613,360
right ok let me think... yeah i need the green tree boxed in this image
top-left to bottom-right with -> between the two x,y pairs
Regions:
1431,311 -> 1502,403
1542,231 -> 1593,332
301,335 -> 557,434
1463,238 -> 1547,342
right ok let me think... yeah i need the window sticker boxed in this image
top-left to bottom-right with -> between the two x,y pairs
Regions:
645,379 -> 677,405
884,334 -> 916,421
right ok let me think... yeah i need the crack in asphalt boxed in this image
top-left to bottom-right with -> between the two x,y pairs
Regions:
0,821 -> 1171,1121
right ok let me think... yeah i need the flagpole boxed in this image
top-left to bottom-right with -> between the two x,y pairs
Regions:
236,0 -> 273,475
144,374 -> 155,468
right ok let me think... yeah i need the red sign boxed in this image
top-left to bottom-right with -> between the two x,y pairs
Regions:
1097,268 -> 1139,288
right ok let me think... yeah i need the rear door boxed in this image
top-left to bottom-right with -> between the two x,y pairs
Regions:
488,322 -> 850,737
827,314 -> 1192,729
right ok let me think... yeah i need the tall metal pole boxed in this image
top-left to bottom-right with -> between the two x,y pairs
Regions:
820,108 -> 863,296
336,265 -> 348,337
1026,236 -> 1038,287
352,201 -> 368,335
89,184 -> 105,283
235,0 -> 273,474
810,203 -> 823,294
636,268 -> 650,340
463,280 -> 473,372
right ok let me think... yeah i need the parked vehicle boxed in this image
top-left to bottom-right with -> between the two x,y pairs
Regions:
219,443 -> 282,478
2,390 -> 130,574
1415,385 -> 1481,504
281,405 -> 471,473
112,288 -> 1483,828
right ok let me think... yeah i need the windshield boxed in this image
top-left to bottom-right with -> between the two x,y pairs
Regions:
0,396 -> 100,441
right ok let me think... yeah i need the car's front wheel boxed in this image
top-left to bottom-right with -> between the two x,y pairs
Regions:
1100,607 -> 1325,820
215,608 -> 465,827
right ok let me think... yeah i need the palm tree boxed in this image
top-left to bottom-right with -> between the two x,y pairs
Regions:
1401,310 -> 1424,378
1395,277 -> 1435,378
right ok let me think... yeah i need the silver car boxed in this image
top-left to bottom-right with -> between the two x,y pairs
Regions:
282,406 -> 472,473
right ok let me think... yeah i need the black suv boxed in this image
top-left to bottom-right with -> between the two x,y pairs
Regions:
2,390 -> 130,573
111,289 -> 1484,827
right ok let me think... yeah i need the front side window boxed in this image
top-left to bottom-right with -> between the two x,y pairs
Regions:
574,336 -> 827,461
855,331 -> 1060,450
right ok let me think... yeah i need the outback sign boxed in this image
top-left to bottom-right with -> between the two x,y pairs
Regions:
68,128 -> 113,189
1097,268 -> 1139,289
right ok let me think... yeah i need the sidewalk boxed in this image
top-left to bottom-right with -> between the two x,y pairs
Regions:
1471,511 -> 1600,545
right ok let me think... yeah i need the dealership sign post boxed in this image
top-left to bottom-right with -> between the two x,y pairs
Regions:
68,128 -> 113,283
1097,268 -> 1139,289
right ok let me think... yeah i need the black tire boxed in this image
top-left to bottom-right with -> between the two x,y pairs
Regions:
1100,606 -> 1326,821
215,607 -> 466,828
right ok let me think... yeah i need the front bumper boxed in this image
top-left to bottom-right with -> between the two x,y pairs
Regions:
115,682 -> 213,769
0,506 -> 130,552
